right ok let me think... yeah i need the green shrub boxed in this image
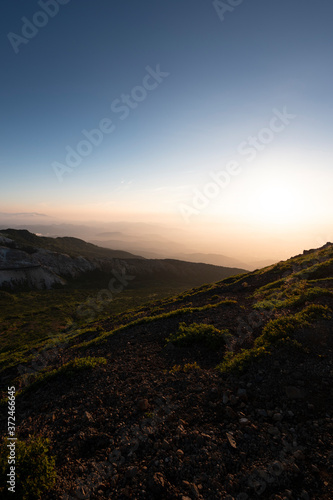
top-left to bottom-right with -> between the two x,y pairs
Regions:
256,305 -> 332,348
0,436 -> 56,499
217,346 -> 269,373
218,302 -> 330,374
255,278 -> 285,293
298,304 -> 332,321
166,322 -> 229,349
294,258 -> 333,280
170,362 -> 201,373
80,300 -> 237,348
253,280 -> 332,311
255,317 -> 303,347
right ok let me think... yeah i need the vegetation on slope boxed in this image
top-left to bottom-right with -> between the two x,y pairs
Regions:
0,241 -> 332,498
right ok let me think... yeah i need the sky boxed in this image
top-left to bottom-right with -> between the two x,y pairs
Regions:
1,0 -> 333,262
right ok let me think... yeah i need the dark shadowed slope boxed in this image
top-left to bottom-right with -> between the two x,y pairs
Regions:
0,242 -> 332,499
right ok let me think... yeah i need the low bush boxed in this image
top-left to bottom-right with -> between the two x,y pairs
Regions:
166,322 -> 229,349
169,362 -> 201,373
0,435 -> 56,499
255,317 -> 303,347
217,346 -> 269,373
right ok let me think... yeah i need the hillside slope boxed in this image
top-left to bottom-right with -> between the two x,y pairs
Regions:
0,242 -> 332,499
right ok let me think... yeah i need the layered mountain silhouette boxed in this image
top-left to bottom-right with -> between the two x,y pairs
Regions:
0,229 -> 247,291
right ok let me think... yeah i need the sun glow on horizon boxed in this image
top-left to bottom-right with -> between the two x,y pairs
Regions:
245,182 -> 305,226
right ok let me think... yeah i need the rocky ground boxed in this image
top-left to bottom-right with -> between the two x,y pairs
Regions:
12,318 -> 333,498
1,245 -> 333,499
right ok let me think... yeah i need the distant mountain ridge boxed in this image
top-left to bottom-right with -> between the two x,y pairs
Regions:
0,228 -> 144,260
0,229 -> 247,290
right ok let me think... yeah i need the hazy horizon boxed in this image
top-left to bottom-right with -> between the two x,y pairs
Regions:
0,213 -> 331,271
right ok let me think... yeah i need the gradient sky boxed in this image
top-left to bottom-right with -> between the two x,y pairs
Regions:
1,0 -> 333,260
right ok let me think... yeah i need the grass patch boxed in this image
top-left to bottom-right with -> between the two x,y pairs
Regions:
169,362 -> 201,373
78,300 -> 237,348
0,435 -> 56,499
217,346 -> 269,373
255,316 -> 304,347
299,303 -> 332,321
255,304 -> 331,347
217,304 -> 331,374
253,280 -> 332,311
293,258 -> 333,280
1,276 -> 226,374
166,322 -> 229,350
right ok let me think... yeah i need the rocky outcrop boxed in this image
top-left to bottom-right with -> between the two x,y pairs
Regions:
0,242 -> 98,289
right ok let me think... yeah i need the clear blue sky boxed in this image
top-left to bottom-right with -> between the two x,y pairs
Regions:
1,0 -> 333,259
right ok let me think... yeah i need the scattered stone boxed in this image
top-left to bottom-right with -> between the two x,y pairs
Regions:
149,472 -> 166,494
226,432 -> 237,449
84,411 -> 94,423
270,461 -> 284,476
267,426 -> 280,436
293,449 -> 305,460
190,482 -> 200,498
196,433 -> 210,446
229,395 -> 239,405
126,466 -> 138,479
236,493 -> 249,500
138,399 -> 149,411
237,388 -> 247,400
257,409 -> 267,417
210,387 -> 219,400
109,449 -> 122,463
74,486 -> 90,500
225,406 -> 238,419
285,386 -> 305,399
